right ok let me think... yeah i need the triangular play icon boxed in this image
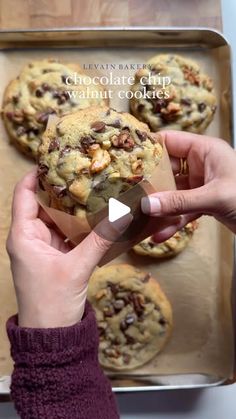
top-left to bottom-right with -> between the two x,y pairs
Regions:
108,198 -> 131,223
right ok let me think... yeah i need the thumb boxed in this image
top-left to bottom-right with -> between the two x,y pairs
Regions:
66,213 -> 133,273
141,185 -> 217,216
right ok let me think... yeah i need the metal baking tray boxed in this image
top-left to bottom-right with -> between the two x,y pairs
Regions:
0,28 -> 234,396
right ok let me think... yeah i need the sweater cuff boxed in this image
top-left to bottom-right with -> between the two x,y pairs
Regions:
6,301 -> 98,354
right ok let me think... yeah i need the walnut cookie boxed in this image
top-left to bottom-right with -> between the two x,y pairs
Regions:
88,264 -> 173,371
38,107 -> 163,219
130,54 -> 217,133
2,59 -> 108,159
133,221 -> 198,259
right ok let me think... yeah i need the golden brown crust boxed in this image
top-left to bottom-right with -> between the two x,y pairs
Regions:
38,106 -> 163,218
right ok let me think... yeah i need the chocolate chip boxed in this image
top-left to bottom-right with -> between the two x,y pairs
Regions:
105,109 -> 111,116
42,83 -> 51,92
91,121 -> 106,133
42,68 -> 53,74
150,67 -> 162,75
65,206 -> 75,215
103,305 -> 115,317
53,91 -> 68,105
53,185 -> 67,198
59,145 -> 72,158
37,163 -> 49,177
91,178 -> 105,192
142,273 -> 151,283
107,282 -> 120,295
37,108 -> 56,124
61,75 -> 68,84
152,99 -> 167,113
135,129 -> 147,141
48,138 -> 60,153
12,95 -> 19,105
80,136 -> 96,153
125,314 -> 135,325
198,102 -> 206,112
181,98 -> 192,106
120,320 -> 128,331
159,317 -> 166,326
106,119 -> 121,128
35,88 -> 44,98
112,337 -> 120,345
16,126 -> 26,137
28,127 -> 39,136
137,104 -> 145,113
113,299 -> 125,311
126,335 -> 135,345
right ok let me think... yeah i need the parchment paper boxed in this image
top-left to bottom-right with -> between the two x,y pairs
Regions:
0,45 -> 234,381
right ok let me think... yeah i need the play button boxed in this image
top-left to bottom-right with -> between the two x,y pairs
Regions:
85,176 -> 152,243
108,198 -> 131,222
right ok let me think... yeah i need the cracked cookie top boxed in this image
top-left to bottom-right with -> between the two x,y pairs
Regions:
38,107 -> 163,218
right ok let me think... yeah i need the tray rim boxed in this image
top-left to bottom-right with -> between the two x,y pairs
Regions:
0,26 -> 234,395
0,26 -> 231,49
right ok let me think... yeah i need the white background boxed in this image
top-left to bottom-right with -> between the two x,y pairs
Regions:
1,0 -> 236,417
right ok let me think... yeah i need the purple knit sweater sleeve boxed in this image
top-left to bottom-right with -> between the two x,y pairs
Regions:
6,302 -> 119,419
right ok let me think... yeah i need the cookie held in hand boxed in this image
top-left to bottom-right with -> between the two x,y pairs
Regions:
130,54 -> 216,133
133,221 -> 198,258
38,107 -> 163,218
88,264 -> 172,371
2,59 -> 108,159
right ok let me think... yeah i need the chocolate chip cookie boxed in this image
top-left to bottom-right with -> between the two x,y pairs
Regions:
38,107 -> 163,218
130,54 -> 216,133
2,59 -> 108,159
88,264 -> 172,371
133,221 -> 198,258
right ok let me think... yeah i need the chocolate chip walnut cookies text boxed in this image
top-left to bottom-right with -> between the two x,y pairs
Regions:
88,264 -> 173,370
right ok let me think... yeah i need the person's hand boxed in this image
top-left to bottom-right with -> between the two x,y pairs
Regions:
141,131 -> 236,241
6,169 -> 132,328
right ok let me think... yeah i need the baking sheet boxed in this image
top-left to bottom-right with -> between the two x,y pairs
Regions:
0,30 -> 234,388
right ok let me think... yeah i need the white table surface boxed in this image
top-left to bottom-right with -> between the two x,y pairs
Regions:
1,0 -> 236,417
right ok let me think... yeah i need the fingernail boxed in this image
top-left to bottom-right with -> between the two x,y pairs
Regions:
111,213 -> 133,233
141,196 -> 161,215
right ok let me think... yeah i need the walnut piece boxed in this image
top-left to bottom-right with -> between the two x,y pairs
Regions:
161,102 -> 181,122
183,66 -> 200,86
111,130 -> 135,150
88,143 -> 111,173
